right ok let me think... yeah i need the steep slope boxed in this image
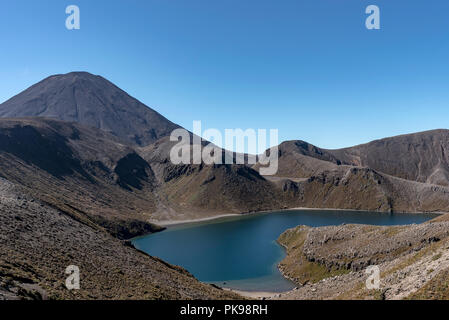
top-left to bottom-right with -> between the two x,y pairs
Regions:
138,136 -> 289,221
324,130 -> 449,186
276,219 -> 449,300
276,166 -> 449,213
0,118 -> 293,225
140,136 -> 449,220
255,140 -> 345,179
0,177 -> 240,300
0,72 -> 179,146
279,140 -> 342,165
1,117 -> 442,228
0,118 -> 160,239
272,130 -> 449,187
254,137 -> 449,214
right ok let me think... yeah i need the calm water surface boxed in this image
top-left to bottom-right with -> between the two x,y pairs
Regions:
133,210 -> 438,292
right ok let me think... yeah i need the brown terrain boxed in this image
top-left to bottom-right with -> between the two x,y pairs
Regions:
258,137 -> 449,214
274,216 -> 449,300
1,71 -> 448,300
0,177 -> 240,300
273,133 -> 449,187
326,130 -> 449,186
0,117 -> 162,239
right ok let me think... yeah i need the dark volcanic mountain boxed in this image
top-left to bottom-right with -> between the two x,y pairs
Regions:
0,72 -> 179,146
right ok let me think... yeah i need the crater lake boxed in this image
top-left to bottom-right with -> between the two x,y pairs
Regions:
132,209 -> 438,292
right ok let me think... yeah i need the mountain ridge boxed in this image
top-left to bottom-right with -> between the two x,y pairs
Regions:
272,129 -> 449,187
1,72 -> 449,221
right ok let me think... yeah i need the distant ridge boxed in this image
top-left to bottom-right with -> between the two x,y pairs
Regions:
325,129 -> 449,186
0,72 -> 180,146
274,129 -> 449,187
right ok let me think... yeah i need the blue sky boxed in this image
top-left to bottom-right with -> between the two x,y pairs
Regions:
1,0 -> 448,149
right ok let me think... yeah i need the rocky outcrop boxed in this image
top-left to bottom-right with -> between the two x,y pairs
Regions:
276,220 -> 449,300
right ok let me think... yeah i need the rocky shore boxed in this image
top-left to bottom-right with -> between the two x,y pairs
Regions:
274,216 -> 449,299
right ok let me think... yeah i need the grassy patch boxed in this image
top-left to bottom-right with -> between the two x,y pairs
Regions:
432,253 -> 442,261
278,226 -> 350,285
296,259 -> 351,284
381,226 -> 405,238
383,240 -> 444,277
408,268 -> 449,300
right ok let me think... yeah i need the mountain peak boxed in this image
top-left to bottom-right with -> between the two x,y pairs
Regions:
0,72 -> 180,146
38,71 -> 104,86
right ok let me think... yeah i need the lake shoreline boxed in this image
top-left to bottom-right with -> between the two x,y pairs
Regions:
222,288 -> 280,299
137,209 -> 441,294
153,213 -> 241,227
153,207 -> 447,228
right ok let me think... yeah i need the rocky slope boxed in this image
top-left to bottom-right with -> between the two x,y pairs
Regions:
277,130 -> 449,187
140,135 -> 449,220
1,117 -> 448,230
328,130 -> 449,186
256,133 -> 449,214
138,136 -> 291,221
0,118 -> 293,225
0,72 -> 179,146
0,117 -> 163,239
281,166 -> 449,213
275,219 -> 449,300
0,177 -> 240,300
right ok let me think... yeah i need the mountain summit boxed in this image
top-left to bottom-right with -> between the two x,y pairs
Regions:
0,72 -> 179,146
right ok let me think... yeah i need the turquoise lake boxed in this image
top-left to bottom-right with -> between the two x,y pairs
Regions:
132,210 -> 438,292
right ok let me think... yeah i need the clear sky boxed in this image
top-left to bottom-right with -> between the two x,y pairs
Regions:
1,0 -> 448,149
